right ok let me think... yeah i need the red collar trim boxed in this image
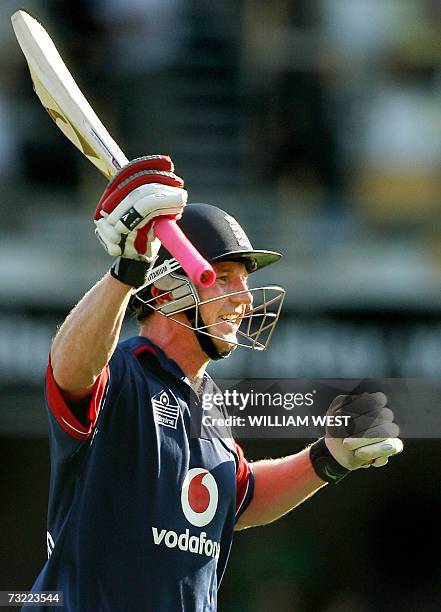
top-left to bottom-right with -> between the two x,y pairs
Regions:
132,344 -> 157,357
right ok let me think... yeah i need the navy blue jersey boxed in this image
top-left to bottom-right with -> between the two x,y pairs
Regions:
26,337 -> 254,612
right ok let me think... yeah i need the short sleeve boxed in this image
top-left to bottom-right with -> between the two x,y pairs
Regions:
45,358 -> 110,441
234,440 -> 254,521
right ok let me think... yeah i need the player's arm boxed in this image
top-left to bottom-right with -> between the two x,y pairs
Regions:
51,155 -> 187,401
236,392 -> 403,529
235,448 -> 325,529
51,274 -> 133,401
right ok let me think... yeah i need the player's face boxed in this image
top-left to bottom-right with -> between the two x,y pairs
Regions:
198,261 -> 253,353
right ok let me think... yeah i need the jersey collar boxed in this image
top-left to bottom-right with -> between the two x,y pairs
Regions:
131,336 -> 214,396
131,336 -> 187,382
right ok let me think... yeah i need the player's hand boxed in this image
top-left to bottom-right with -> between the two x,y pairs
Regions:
324,392 -> 403,470
94,155 -> 187,262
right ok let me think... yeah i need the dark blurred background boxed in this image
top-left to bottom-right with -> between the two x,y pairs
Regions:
1,0 -> 441,610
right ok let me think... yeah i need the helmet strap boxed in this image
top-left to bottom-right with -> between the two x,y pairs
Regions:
185,308 -> 231,361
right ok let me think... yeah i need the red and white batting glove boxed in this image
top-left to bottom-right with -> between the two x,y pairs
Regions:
310,392 -> 403,484
94,155 -> 187,262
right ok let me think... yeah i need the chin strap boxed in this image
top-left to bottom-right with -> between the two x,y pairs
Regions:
185,308 -> 231,361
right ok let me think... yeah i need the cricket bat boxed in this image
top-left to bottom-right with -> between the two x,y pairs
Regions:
11,10 -> 214,287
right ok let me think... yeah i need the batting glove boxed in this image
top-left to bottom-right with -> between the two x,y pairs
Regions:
94,155 -> 187,262
310,392 -> 403,484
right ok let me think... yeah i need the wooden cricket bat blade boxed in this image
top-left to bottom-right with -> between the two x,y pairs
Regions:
11,10 -> 127,179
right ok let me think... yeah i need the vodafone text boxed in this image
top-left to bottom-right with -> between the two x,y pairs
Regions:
152,527 -> 220,559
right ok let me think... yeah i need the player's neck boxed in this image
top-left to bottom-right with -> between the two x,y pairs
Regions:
139,315 -> 209,381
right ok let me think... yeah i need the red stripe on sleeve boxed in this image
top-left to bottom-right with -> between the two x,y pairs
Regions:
234,440 -> 252,514
45,360 -> 109,440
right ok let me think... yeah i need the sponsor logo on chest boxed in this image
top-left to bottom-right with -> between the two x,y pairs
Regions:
151,468 -> 221,559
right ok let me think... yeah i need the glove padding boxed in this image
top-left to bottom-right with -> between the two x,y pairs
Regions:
94,155 -> 187,262
324,392 -> 403,470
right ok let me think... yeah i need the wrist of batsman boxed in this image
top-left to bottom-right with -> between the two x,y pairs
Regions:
309,438 -> 350,484
110,257 -> 151,288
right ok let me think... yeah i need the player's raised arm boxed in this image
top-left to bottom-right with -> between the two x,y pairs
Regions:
51,156 -> 187,401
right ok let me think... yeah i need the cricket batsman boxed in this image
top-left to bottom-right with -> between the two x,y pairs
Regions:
25,156 -> 403,611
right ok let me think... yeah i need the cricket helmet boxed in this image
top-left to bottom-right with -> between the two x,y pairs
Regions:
130,203 -> 285,359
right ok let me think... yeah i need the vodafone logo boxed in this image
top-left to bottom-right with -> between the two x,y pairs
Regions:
151,468 -> 220,558
181,468 -> 218,527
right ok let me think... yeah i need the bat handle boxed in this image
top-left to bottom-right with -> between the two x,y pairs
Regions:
153,218 -> 216,288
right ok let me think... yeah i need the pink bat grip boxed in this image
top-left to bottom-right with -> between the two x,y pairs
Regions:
154,218 -> 215,287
